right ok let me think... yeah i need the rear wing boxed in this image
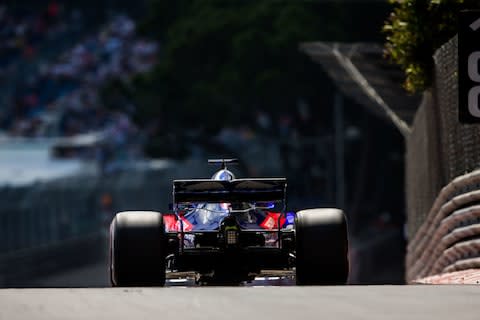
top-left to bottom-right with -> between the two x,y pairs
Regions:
173,178 -> 287,203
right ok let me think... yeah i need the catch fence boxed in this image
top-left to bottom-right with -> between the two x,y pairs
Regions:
406,36 -> 480,280
0,161 -> 209,285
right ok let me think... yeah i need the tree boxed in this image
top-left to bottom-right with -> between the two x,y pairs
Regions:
132,1 -> 339,134
384,0 -> 480,93
104,0 -> 391,156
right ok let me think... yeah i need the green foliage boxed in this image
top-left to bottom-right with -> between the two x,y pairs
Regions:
102,1 -> 391,156
384,0 -> 480,93
135,1 -> 334,134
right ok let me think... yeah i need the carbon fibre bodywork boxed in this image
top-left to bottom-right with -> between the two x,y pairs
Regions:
109,159 -> 349,286
164,160 -> 294,283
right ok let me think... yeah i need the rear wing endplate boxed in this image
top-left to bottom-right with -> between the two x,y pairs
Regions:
173,178 -> 287,203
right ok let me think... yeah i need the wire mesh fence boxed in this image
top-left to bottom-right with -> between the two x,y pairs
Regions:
0,161 -> 211,256
0,160 -> 217,285
407,35 -> 480,239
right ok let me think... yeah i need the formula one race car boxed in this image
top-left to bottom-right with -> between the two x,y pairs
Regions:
109,159 -> 349,286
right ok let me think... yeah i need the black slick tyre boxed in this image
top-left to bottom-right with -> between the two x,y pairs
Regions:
110,211 -> 166,286
295,208 -> 349,285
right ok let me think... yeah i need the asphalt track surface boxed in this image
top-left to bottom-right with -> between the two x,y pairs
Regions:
4,262 -> 480,320
1,285 -> 479,320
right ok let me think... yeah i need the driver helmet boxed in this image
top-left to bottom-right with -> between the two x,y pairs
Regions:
211,169 -> 235,181
198,202 -> 230,225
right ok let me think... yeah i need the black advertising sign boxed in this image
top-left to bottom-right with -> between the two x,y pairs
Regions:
459,10 -> 480,123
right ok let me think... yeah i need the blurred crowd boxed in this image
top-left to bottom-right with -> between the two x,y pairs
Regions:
0,4 -> 157,160
0,3 -> 329,192
43,14 -> 157,139
0,2 -> 64,69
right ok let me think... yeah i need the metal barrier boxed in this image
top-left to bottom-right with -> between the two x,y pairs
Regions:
0,233 -> 105,287
0,160 -> 213,285
0,182 -> 99,254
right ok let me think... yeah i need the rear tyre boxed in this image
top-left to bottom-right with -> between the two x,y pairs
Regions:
295,208 -> 349,285
110,211 -> 166,286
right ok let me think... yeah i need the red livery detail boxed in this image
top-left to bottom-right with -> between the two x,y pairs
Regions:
163,214 -> 193,232
260,212 -> 286,230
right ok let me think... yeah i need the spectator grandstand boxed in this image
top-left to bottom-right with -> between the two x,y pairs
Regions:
0,5 -> 157,146
0,4 -> 158,171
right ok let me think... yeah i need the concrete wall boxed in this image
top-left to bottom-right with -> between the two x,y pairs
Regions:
406,36 -> 480,280
406,36 -> 480,239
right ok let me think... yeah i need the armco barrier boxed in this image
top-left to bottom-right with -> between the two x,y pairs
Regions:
406,170 -> 480,282
0,160 -> 214,286
0,233 -> 105,287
